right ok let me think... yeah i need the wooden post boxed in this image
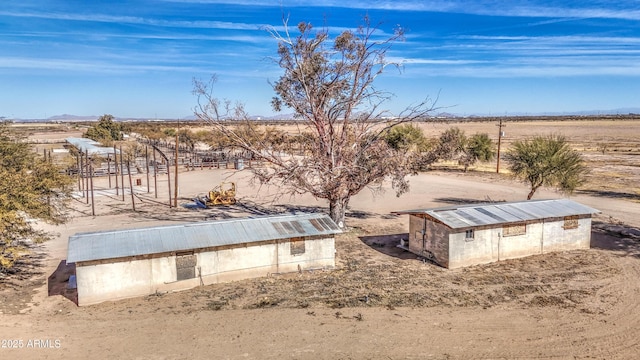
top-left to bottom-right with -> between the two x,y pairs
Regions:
114,144 -> 119,196
145,146 -> 150,193
120,145 -> 125,201
77,152 -> 83,195
85,150 -> 90,204
127,160 -> 136,211
89,160 -> 95,216
153,147 -> 158,198
107,154 -> 112,188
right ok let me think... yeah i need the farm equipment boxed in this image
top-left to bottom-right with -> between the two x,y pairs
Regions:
195,182 -> 237,207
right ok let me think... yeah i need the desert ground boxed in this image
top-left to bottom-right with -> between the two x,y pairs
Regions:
1,119 -> 639,359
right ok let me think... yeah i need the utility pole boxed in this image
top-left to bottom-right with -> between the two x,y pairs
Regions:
496,118 -> 506,173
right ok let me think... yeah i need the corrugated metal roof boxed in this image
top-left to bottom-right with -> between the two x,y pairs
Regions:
67,213 -> 341,263
66,137 -> 119,156
393,199 -> 599,230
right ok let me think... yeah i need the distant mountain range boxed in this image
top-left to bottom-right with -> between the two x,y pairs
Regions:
7,107 -> 640,122
463,108 -> 640,118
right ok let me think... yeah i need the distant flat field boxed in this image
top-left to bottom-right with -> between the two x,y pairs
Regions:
184,118 -> 640,150
13,117 -> 640,152
415,119 -> 640,145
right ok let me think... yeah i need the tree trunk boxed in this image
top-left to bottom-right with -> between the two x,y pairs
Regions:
527,187 -> 537,200
329,197 -> 349,229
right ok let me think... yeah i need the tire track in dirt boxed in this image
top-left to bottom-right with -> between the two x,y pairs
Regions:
576,238 -> 640,358
454,234 -> 640,359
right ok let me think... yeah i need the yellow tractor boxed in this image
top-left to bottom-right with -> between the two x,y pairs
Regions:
203,182 -> 237,206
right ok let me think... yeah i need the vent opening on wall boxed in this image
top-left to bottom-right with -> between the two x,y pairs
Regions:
176,254 -> 196,281
563,216 -> 579,229
503,223 -> 527,237
290,237 -> 305,255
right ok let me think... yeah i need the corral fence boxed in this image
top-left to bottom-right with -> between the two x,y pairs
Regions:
137,137 -> 262,173
67,137 -> 265,178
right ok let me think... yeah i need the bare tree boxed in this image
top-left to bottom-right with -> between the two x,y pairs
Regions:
194,18 -> 435,227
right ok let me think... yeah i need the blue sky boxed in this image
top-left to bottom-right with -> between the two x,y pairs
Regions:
1,0 -> 639,119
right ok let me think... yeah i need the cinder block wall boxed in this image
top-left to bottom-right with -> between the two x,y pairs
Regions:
76,237 -> 336,306
408,215 -> 449,267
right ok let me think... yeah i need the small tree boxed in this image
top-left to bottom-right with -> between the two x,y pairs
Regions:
0,122 -> 73,273
177,129 -> 197,152
459,133 -> 495,171
383,123 -> 431,153
504,134 -> 587,200
435,127 -> 467,161
85,114 -> 123,144
194,18 -> 435,227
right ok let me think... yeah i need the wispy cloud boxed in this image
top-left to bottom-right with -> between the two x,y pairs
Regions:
447,35 -> 640,53
0,57 -> 205,74
4,30 -> 273,44
0,10 -> 265,31
392,54 -> 640,78
388,57 -> 484,66
392,30 -> 640,78
163,0 -> 640,21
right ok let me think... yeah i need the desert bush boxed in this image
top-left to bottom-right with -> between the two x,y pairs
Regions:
505,134 -> 587,199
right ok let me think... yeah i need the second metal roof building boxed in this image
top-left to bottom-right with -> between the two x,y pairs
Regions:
394,198 -> 599,230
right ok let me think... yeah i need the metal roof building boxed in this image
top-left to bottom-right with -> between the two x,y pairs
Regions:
66,137 -> 119,156
394,199 -> 599,269
394,199 -> 599,230
68,213 -> 341,263
68,213 -> 341,305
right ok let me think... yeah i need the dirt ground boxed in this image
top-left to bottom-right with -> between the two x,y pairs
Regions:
1,120 -> 639,359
